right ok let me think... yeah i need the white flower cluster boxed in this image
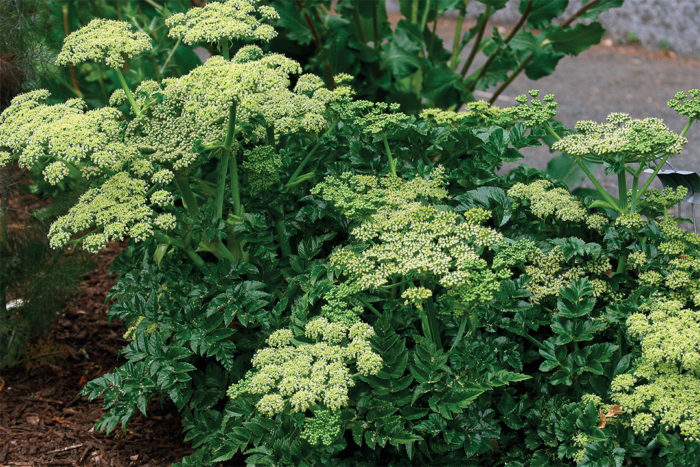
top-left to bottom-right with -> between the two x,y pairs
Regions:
166,0 -> 279,45
56,19 -> 152,68
553,113 -> 687,164
227,319 -> 381,417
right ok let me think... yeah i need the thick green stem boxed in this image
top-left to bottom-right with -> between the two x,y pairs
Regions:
448,316 -> 469,353
275,214 -> 292,259
382,135 -> 397,176
159,38 -> 181,76
634,119 -> 694,204
216,103 -> 237,219
214,154 -> 229,220
427,1 -> 440,56
630,164 -> 645,212
422,298 -> 442,349
460,6 -> 492,78
575,159 -> 620,211
114,68 -> 140,116
286,141 -> 321,187
221,40 -> 230,60
448,2 -> 468,70
230,149 -> 242,217
174,175 -> 199,217
617,171 -> 628,211
154,232 -> 206,270
419,0 -> 432,31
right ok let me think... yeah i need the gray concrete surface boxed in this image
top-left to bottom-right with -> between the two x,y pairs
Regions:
388,0 -> 700,56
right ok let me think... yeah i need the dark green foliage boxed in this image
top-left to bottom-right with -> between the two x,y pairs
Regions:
270,0 -> 624,111
8,1 -> 700,464
0,198 -> 93,369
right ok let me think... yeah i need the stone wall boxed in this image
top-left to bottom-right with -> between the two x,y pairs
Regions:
387,0 -> 700,56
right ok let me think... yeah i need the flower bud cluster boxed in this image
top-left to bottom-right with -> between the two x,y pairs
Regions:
552,113 -> 686,164
525,247 -> 583,304
612,299 -> 700,440
667,89 -> 700,120
56,19 -> 152,68
508,180 -> 588,223
165,0 -> 279,45
242,145 -> 281,194
317,169 -> 504,313
300,409 -> 342,446
512,90 -> 557,126
227,319 -> 381,417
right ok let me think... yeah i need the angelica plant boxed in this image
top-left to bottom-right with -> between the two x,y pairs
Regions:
528,89 -> 698,215
0,0 -> 350,263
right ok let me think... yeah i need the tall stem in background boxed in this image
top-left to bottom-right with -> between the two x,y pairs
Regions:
460,6 -> 492,78
448,1 -> 468,70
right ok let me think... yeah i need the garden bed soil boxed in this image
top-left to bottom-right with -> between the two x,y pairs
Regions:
0,241 -> 192,466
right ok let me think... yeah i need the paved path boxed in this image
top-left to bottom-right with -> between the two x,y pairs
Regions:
503,43 -> 700,179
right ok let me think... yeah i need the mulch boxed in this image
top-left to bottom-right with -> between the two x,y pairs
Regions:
0,241 -> 192,465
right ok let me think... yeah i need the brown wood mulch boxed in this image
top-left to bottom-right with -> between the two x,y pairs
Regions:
0,241 -> 192,466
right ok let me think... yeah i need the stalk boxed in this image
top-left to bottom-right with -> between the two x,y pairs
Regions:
419,0 -> 432,31
575,159 -> 620,211
114,68 -> 140,116
634,119 -> 694,204
221,40 -> 230,60
488,53 -> 533,104
382,135 -> 397,176
230,149 -> 242,217
487,1 -> 601,104
448,316 -> 469,353
427,0 -> 440,56
216,103 -> 237,220
174,175 -> 199,217
459,6 -> 492,78
448,2 -> 468,71
159,38 -> 181,76
617,171 -> 628,211
286,140 -> 321,188
468,0 -> 532,91
154,232 -> 206,270
62,4 -> 83,98
422,298 -> 442,349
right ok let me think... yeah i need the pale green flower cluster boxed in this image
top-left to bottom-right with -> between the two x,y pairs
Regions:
152,52 -> 343,141
612,299 -> 700,440
552,113 -> 687,164
508,180 -> 588,223
165,0 -> 279,45
300,409 -> 342,446
667,89 -> 700,120
512,90 -> 557,126
420,101 -> 516,127
525,247 -> 583,304
628,251 -> 648,269
311,166 -> 448,222
615,212 -> 646,230
0,90 -> 125,179
401,287 -> 433,308
242,145 -> 281,194
354,102 -> 411,136
316,169 -> 504,314
56,19 -> 152,68
48,172 -> 156,252
227,319 -> 381,417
